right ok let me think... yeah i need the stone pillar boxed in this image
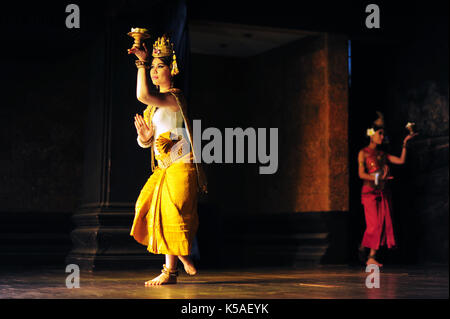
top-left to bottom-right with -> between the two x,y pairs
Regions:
326,33 -> 349,212
65,22 -> 162,271
189,32 -> 350,266
247,33 -> 349,213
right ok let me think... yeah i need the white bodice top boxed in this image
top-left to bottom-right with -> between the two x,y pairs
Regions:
151,107 -> 184,155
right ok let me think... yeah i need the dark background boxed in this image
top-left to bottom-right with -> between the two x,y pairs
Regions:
0,0 -> 447,270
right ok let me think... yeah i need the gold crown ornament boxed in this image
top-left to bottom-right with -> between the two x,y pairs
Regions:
374,111 -> 384,127
152,34 -> 179,76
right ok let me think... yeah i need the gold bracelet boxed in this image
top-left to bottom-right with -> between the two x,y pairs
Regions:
140,135 -> 153,145
135,60 -> 150,69
137,136 -> 153,148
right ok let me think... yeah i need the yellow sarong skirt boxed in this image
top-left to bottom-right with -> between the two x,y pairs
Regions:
130,152 -> 199,256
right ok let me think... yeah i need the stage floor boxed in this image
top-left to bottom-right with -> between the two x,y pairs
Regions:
0,264 -> 447,299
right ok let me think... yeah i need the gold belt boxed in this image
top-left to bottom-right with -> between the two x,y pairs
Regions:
154,132 -> 191,169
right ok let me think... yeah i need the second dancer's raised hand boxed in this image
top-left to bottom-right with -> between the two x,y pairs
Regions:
403,132 -> 418,146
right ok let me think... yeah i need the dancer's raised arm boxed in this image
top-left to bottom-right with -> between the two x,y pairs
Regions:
128,43 -> 178,111
387,133 -> 418,164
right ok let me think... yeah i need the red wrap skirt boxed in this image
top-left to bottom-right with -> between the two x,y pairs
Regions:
361,185 -> 396,250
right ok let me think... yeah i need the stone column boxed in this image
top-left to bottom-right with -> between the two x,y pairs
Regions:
65,21 -> 162,271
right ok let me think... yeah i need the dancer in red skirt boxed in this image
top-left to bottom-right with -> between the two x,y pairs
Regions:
357,113 -> 417,267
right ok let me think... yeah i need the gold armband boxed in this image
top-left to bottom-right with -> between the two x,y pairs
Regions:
135,60 -> 150,69
137,136 -> 153,148
358,162 -> 365,167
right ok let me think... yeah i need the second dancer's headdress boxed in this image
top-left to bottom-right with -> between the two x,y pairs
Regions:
366,111 -> 385,136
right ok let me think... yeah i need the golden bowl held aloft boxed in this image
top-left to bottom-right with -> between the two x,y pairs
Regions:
127,27 -> 150,49
130,27 -> 148,34
406,122 -> 416,134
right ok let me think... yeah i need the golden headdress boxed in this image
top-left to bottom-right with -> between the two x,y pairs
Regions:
366,111 -> 385,137
152,34 -> 179,76
373,111 -> 384,127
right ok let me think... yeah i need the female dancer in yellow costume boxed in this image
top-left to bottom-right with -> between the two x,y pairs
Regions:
128,35 -> 207,286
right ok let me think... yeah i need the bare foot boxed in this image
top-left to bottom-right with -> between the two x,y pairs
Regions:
179,256 -> 197,275
366,257 -> 383,267
145,265 -> 178,286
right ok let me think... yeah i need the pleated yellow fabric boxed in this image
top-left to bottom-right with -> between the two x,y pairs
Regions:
130,152 -> 199,256
130,88 -> 206,256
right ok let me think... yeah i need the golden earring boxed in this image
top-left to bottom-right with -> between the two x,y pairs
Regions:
171,51 -> 179,76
